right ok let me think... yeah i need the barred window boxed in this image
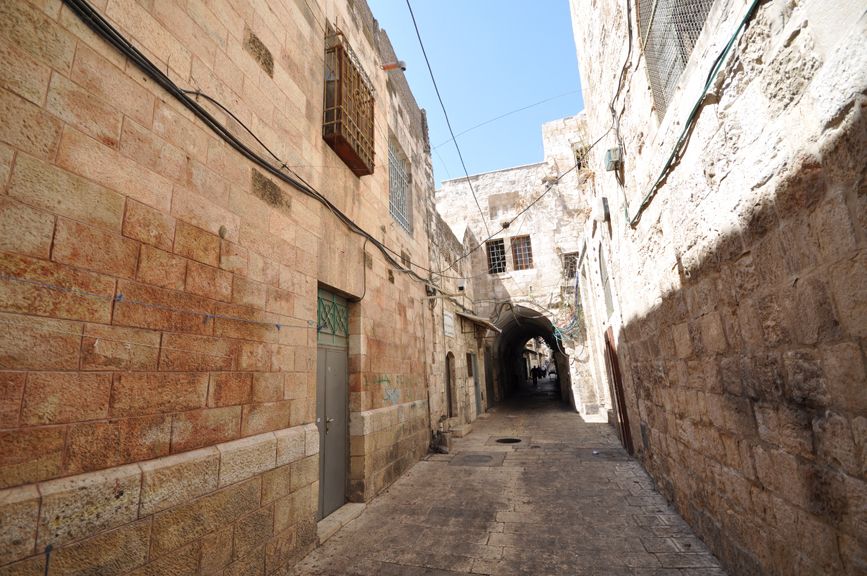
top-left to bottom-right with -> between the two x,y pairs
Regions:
511,236 -> 534,271
388,140 -> 411,232
563,252 -> 579,279
486,239 -> 506,274
323,30 -> 375,176
638,0 -> 715,116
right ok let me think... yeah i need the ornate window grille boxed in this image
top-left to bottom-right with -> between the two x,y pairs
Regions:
388,140 -> 411,232
511,236 -> 534,271
486,239 -> 506,274
563,252 -> 579,279
323,31 -> 375,176
317,289 -> 349,347
638,0 -> 715,115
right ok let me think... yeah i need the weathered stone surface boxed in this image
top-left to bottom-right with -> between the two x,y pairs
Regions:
0,427 -> 64,489
200,528 -> 234,574
136,245 -> 187,290
21,372 -> 111,425
0,197 -> 54,259
139,447 -> 220,516
0,254 -> 114,325
275,426 -> 306,466
171,406 -> 242,453
0,485 -> 39,565
111,372 -> 208,417
123,199 -> 177,252
127,542 -> 201,576
48,519 -> 151,575
150,477 -> 260,555
209,372 -> 254,407
81,323 -> 161,371
218,433 -> 277,487
66,415 -> 171,474
37,464 -> 142,548
234,506 -> 274,560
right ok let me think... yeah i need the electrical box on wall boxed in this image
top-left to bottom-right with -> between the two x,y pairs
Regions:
604,147 -> 622,171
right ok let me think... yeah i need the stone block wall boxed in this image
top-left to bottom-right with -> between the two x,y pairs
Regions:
424,211 -> 491,434
436,116 -> 602,416
0,0 -> 436,572
571,0 -> 866,573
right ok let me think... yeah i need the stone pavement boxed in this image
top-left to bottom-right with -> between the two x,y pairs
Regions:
291,391 -> 727,576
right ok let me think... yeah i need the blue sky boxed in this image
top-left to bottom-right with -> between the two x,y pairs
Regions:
367,0 -> 584,188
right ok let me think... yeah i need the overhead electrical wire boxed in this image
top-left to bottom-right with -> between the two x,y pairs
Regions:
404,0 -> 492,239
434,126 -> 611,276
64,0 -> 614,298
61,0 -> 436,289
626,0 -> 762,227
432,89 -> 581,150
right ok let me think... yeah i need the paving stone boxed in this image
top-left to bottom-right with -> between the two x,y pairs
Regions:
291,399 -> 726,575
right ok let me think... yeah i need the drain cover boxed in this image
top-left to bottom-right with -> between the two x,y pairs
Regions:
495,438 -> 522,444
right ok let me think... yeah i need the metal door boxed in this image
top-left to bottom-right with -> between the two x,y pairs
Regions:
316,289 -> 349,519
604,328 -> 634,454
470,353 -> 482,415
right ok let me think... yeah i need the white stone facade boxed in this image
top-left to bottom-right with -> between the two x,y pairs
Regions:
571,0 -> 866,573
436,115 -> 609,419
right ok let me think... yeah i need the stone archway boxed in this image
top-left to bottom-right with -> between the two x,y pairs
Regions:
492,305 -> 575,405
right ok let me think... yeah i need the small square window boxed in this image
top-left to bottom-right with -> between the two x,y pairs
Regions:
486,239 -> 506,274
511,236 -> 534,271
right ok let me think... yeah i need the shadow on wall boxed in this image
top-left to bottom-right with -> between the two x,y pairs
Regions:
610,102 -> 866,575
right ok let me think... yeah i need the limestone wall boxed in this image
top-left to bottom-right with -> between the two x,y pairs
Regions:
0,0 -> 435,572
571,0 -> 866,573
425,212 -> 491,433
436,115 -> 604,416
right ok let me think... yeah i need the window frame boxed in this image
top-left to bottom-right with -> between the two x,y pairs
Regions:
486,239 -> 506,274
563,252 -> 579,279
511,235 -> 534,271
388,139 -> 412,233
322,29 -> 375,176
637,0 -> 716,116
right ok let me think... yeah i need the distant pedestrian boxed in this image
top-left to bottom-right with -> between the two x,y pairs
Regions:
531,366 -> 539,387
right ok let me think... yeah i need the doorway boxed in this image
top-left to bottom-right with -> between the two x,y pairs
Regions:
604,328 -> 634,454
467,352 -> 481,416
445,352 -> 456,417
317,289 -> 349,519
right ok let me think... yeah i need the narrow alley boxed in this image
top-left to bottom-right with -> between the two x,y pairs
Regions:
292,383 -> 725,576
1,1 -> 863,575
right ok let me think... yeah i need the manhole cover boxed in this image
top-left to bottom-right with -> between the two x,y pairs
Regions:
485,435 -> 530,446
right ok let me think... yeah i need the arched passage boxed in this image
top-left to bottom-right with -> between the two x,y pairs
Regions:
492,305 -> 574,404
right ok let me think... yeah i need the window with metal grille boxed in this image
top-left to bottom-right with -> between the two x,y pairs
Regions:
323,30 -> 375,176
486,239 -> 506,274
638,0 -> 715,116
388,139 -> 412,232
511,236 -> 534,271
563,252 -> 579,279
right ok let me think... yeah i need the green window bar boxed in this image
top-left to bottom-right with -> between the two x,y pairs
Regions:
317,289 -> 349,347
